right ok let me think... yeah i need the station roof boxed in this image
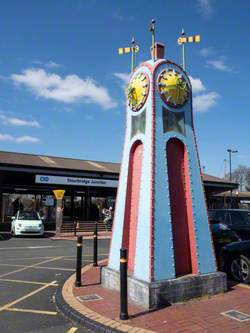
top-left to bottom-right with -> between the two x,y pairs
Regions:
0,151 -> 238,190
213,191 -> 250,199
0,151 -> 120,174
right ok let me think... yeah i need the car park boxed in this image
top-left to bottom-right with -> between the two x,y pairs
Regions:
208,209 -> 250,240
11,210 -> 44,237
210,221 -> 250,283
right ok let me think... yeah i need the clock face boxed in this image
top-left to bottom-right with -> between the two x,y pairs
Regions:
127,72 -> 149,111
158,69 -> 189,108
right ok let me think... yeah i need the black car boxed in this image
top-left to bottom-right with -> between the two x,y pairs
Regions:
208,209 -> 250,240
211,222 -> 250,283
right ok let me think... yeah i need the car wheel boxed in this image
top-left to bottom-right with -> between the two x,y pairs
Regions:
229,255 -> 250,284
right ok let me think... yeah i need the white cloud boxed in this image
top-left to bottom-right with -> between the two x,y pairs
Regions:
193,92 -> 219,113
113,72 -> 130,85
207,58 -> 233,72
0,133 -> 40,143
197,0 -> 212,16
32,60 -> 61,68
200,47 -> 214,57
16,135 -> 40,143
0,115 -> 40,127
45,61 -> 61,68
189,76 -> 206,94
32,60 -> 43,65
112,12 -> 135,21
0,134 -> 14,141
11,68 -> 117,109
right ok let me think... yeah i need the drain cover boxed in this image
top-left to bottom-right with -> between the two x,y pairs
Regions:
221,310 -> 250,322
77,294 -> 103,302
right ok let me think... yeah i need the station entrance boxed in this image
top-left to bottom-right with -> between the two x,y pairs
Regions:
1,185 -> 116,223
0,152 -> 119,225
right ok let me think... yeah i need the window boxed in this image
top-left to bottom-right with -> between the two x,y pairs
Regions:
162,107 -> 185,135
131,110 -> 146,138
18,211 -> 40,220
209,210 -> 227,224
230,211 -> 250,226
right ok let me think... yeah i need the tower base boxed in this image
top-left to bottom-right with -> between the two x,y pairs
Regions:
102,267 -> 227,309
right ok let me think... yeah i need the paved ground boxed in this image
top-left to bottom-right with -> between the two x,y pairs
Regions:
0,234 -> 110,333
67,264 -> 250,333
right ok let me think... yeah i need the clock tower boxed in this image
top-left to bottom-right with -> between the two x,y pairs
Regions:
102,42 -> 226,309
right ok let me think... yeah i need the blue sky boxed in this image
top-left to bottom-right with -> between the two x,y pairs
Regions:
0,0 -> 249,177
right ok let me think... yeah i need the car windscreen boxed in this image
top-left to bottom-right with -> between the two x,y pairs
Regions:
18,211 -> 40,220
208,210 -> 227,223
230,211 -> 250,226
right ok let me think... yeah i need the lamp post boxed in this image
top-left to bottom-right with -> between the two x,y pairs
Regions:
227,149 -> 238,180
227,149 -> 238,207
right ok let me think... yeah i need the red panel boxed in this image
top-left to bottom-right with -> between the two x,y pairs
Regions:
184,148 -> 198,274
123,141 -> 143,273
167,139 -> 197,276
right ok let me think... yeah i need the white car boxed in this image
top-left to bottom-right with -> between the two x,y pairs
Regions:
11,211 -> 44,236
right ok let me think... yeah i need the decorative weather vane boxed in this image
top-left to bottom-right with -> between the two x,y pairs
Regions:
118,37 -> 139,73
177,29 -> 201,70
150,19 -> 156,61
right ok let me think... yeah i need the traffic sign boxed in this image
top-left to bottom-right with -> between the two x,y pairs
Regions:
53,189 -> 65,200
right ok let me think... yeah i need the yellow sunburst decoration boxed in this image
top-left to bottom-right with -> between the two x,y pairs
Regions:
158,69 -> 189,107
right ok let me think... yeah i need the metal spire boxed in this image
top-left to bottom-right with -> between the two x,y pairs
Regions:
150,19 -> 156,61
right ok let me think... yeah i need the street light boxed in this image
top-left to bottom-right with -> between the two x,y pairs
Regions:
227,148 -> 238,207
227,149 -> 238,181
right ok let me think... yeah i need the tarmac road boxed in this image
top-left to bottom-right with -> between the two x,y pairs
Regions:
0,235 -> 110,333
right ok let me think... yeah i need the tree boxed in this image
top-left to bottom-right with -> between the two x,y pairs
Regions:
225,165 -> 250,191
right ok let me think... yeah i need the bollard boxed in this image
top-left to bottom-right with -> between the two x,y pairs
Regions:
93,222 -> 98,267
120,248 -> 129,320
75,236 -> 82,287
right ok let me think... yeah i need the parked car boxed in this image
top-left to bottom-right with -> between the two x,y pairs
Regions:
210,221 -> 250,283
208,209 -> 250,240
11,210 -> 44,237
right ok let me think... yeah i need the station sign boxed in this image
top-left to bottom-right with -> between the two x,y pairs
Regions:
35,174 -> 118,188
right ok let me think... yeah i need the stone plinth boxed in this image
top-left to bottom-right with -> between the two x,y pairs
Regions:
102,267 -> 227,309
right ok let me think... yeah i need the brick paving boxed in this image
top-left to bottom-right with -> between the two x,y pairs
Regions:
63,262 -> 250,332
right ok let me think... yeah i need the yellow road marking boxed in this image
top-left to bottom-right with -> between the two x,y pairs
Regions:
0,253 -> 109,263
0,278 -> 58,286
0,256 -> 63,278
0,280 -> 57,312
0,256 -> 55,262
0,263 -> 75,271
6,307 -> 57,316
0,266 -> 33,279
67,327 -> 78,333
36,266 -> 75,271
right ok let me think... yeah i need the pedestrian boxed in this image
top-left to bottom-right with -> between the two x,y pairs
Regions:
12,198 -> 20,216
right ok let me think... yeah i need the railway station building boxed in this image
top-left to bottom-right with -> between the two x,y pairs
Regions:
0,151 -> 238,224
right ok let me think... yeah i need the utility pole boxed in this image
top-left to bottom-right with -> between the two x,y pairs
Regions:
224,158 -> 227,179
227,149 -> 238,207
227,149 -> 238,181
